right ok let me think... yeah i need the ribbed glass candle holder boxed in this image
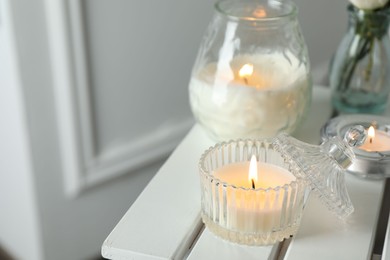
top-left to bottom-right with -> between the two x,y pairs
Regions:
199,140 -> 308,246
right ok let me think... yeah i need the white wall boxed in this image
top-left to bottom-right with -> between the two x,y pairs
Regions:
0,0 -> 43,259
294,0 -> 348,83
6,0 -> 213,259
7,0 -> 168,258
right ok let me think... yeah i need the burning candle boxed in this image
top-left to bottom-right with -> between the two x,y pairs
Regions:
238,63 -> 254,86
199,139 -> 309,245
321,114 -> 390,179
189,52 -> 311,140
359,126 -> 390,152
212,155 -> 296,233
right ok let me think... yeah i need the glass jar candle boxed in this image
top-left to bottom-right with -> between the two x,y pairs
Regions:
198,127 -> 365,245
189,0 -> 312,141
321,115 -> 390,179
199,139 -> 308,245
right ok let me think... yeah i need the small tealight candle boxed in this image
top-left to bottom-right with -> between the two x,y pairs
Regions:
321,115 -> 390,179
212,155 -> 296,233
359,126 -> 390,152
199,140 -> 308,245
214,155 -> 295,190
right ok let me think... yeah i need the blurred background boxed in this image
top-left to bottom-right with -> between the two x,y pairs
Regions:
0,0 -> 347,259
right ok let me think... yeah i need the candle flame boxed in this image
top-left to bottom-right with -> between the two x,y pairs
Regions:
253,8 -> 267,18
368,126 -> 375,143
239,64 -> 254,78
249,155 -> 258,188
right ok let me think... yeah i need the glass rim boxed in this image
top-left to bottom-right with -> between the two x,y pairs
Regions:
321,115 -> 390,158
198,139 -> 302,192
214,0 -> 298,22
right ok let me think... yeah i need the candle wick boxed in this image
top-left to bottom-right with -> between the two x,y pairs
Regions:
370,137 -> 372,144
243,77 -> 248,85
251,179 -> 255,189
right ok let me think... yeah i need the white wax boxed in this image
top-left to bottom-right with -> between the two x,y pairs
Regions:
213,162 -> 296,233
189,52 -> 311,140
359,130 -> 390,152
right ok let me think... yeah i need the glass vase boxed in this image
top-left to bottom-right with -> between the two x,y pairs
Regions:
330,5 -> 390,114
189,0 -> 312,141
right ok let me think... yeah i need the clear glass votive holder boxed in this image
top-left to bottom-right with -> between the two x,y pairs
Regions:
321,115 -> 390,179
198,139 -> 308,246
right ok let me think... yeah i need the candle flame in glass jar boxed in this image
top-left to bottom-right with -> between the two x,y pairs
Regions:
239,63 -> 254,78
249,155 -> 258,188
239,63 -> 254,85
253,7 -> 267,18
368,126 -> 375,143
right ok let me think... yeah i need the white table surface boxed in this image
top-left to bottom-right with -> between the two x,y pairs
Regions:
102,86 -> 389,260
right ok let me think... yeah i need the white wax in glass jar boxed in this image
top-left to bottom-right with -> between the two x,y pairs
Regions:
359,128 -> 390,152
213,161 -> 296,233
189,52 -> 311,140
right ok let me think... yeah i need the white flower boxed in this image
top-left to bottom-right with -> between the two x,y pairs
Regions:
349,0 -> 388,10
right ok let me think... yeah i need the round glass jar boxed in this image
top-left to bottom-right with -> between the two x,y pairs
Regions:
199,139 -> 308,245
189,0 -> 312,141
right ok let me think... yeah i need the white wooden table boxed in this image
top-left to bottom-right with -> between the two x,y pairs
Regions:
102,86 -> 390,260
